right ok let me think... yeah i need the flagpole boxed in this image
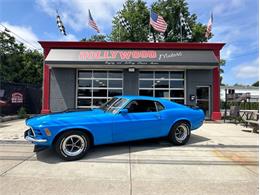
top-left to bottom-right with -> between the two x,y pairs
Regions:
180,10 -> 183,42
149,8 -> 151,40
118,21 -> 120,42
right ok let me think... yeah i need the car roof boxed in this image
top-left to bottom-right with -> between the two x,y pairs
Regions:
114,95 -> 186,109
115,95 -> 163,101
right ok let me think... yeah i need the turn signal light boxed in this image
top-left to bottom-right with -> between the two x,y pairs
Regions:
44,128 -> 51,136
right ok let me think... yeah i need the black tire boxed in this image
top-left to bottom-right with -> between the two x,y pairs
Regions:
168,121 -> 191,145
55,130 -> 90,161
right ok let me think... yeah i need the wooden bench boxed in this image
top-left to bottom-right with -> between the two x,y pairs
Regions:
245,119 -> 259,133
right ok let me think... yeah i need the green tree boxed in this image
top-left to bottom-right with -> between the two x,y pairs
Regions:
152,0 -> 209,42
219,59 -> 226,86
81,34 -> 107,42
110,0 -> 209,42
0,31 -> 43,84
110,0 -> 150,42
252,81 -> 259,87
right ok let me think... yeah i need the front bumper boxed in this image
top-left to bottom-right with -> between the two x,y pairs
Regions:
24,129 -> 47,143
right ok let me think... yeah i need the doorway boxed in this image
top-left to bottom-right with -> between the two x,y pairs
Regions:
196,86 -> 211,119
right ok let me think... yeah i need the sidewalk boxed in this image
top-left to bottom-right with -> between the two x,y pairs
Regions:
0,120 -> 258,195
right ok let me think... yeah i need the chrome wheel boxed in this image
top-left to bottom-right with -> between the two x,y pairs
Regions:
62,135 -> 86,157
175,124 -> 188,142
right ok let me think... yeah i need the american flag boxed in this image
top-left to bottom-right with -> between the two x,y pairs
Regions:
205,13 -> 213,38
150,10 -> 167,33
88,9 -> 100,33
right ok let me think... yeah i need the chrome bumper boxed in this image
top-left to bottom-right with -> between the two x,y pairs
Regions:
24,129 -> 47,143
25,136 -> 47,143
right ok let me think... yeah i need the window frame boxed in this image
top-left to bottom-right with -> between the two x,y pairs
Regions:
139,70 -> 186,104
123,99 -> 163,113
76,69 -> 123,108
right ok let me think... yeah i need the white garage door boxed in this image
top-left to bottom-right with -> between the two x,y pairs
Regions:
139,71 -> 185,104
77,70 -> 123,108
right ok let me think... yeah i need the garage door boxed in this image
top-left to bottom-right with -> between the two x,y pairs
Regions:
77,70 -> 123,108
139,71 -> 185,104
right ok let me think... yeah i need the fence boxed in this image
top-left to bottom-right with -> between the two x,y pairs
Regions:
0,81 -> 42,116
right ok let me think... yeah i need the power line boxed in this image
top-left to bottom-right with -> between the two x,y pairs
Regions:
0,23 -> 42,51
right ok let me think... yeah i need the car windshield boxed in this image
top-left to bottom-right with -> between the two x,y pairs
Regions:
100,98 -> 128,113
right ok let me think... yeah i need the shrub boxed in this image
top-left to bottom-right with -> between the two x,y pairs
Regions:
17,107 -> 27,119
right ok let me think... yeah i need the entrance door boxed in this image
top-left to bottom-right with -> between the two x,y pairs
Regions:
196,86 -> 210,119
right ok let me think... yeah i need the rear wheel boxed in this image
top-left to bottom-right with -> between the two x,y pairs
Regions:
168,121 -> 191,145
55,130 -> 90,161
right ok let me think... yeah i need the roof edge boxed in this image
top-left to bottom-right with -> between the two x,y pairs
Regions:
38,41 -> 225,51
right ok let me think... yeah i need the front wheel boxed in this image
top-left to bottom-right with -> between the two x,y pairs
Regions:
55,130 -> 90,161
168,121 -> 191,145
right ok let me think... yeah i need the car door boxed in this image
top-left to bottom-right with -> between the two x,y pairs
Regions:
112,100 -> 163,142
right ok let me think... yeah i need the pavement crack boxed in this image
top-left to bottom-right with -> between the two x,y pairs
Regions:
0,153 -> 36,177
128,145 -> 133,195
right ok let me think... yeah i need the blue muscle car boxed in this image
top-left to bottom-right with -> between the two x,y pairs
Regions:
24,96 -> 204,161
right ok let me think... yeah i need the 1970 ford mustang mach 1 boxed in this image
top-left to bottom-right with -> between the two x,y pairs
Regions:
24,96 -> 204,161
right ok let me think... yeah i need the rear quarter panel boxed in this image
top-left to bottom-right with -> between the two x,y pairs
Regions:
159,107 -> 204,136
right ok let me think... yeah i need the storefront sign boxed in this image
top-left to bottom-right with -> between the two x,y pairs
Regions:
78,50 -> 184,62
45,49 -> 218,66
11,92 -> 23,103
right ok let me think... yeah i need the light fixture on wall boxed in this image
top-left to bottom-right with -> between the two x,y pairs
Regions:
128,67 -> 135,72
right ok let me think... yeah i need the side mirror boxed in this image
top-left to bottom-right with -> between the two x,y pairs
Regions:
120,108 -> 128,114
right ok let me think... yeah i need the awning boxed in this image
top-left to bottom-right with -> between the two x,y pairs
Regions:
45,49 -> 219,68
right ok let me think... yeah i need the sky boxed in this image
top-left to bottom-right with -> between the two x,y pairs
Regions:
0,0 -> 259,85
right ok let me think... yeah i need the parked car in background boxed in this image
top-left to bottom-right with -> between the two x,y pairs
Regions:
24,96 -> 205,161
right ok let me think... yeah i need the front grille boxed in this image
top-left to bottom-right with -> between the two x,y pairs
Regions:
34,129 -> 43,136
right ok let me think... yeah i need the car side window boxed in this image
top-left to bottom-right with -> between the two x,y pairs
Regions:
155,101 -> 165,111
125,100 -> 157,113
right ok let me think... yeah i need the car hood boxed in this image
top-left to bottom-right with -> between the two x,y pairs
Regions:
26,109 -> 107,127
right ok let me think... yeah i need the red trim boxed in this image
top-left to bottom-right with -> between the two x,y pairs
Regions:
211,49 -> 221,120
41,47 -> 51,114
39,41 -> 225,51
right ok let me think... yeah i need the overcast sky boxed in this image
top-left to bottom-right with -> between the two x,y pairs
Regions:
0,0 -> 258,85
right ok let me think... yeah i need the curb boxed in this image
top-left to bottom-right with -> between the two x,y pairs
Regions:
0,115 -> 20,123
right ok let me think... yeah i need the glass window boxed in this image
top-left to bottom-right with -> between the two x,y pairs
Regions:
93,98 -> 107,107
139,71 -> 185,105
170,80 -> 184,88
140,80 -> 153,88
155,101 -> 165,111
154,80 -> 169,88
109,71 -> 122,78
78,99 -> 91,107
93,80 -> 107,88
170,90 -> 184,98
108,89 -> 122,97
155,90 -> 169,98
170,72 -> 184,79
79,71 -> 92,78
78,89 -> 91,97
93,89 -> 107,97
139,71 -> 153,78
78,80 -> 92,88
107,98 -> 128,113
139,90 -> 153,97
93,71 -> 107,78
77,70 -> 123,108
126,100 -> 157,113
109,80 -> 122,88
155,71 -> 169,79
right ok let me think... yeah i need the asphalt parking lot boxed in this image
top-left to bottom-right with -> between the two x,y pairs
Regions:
0,119 -> 258,195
